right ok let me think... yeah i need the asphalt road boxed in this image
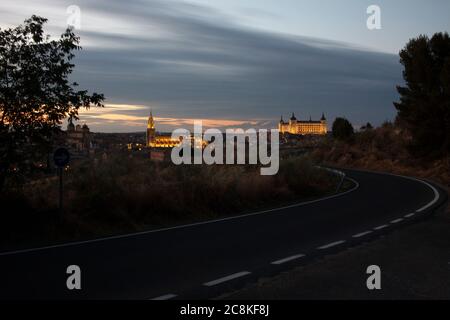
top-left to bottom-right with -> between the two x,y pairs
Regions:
0,168 -> 447,300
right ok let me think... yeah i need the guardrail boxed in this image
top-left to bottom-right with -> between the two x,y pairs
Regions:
316,166 -> 346,194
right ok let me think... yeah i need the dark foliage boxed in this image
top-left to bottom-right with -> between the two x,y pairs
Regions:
0,16 -> 104,190
361,122 -> 373,130
332,117 -> 354,141
394,32 -> 450,158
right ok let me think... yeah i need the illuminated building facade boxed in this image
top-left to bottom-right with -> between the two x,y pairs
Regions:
66,119 -> 91,152
146,111 -> 182,148
279,113 -> 327,135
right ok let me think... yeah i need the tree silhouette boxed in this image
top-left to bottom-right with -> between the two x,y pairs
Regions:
0,15 -> 104,191
332,118 -> 354,141
394,32 -> 450,158
361,122 -> 373,131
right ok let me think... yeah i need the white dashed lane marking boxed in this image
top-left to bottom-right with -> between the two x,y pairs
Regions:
374,224 -> 389,230
404,213 -> 415,218
390,218 -> 404,224
317,240 -> 346,250
271,254 -> 305,265
352,231 -> 373,238
151,294 -> 177,300
203,271 -> 251,287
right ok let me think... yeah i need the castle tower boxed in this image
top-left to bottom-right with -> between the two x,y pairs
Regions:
147,110 -> 156,147
320,113 -> 327,134
278,115 -> 284,132
289,113 -> 297,124
289,113 -> 297,134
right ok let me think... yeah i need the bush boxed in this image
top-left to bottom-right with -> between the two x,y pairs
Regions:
312,123 -> 449,186
332,118 -> 354,141
0,154 -> 340,249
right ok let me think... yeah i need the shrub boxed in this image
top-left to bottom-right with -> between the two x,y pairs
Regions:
0,153 -> 340,248
332,118 -> 354,141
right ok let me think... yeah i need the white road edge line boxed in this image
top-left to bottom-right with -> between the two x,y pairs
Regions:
203,271 -> 251,287
0,175 -> 360,257
352,231 -> 373,238
404,213 -> 415,218
374,225 -> 389,230
271,254 -> 305,265
414,180 -> 440,212
390,218 -> 404,224
1,169 -> 440,258
347,167 -> 441,214
151,294 -> 177,300
318,240 -> 346,250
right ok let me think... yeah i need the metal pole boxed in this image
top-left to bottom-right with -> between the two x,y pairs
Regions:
59,167 -> 63,214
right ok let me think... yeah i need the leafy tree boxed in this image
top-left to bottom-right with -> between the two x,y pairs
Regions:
332,117 -> 354,140
394,32 -> 450,157
0,16 -> 104,191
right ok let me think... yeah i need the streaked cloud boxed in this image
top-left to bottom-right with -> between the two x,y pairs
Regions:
1,0 -> 405,132
78,104 -> 265,132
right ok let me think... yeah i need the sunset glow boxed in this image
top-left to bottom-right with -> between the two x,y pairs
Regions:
78,104 -> 265,132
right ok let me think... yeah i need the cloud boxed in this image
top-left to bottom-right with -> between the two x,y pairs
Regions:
1,0 -> 403,132
77,103 -> 265,132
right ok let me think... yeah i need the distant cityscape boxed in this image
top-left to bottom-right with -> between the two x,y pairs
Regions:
57,111 -> 332,165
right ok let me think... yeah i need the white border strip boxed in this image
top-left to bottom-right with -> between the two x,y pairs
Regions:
318,240 -> 346,250
414,180 -> 440,212
340,167 -> 441,214
352,231 -> 373,238
203,271 -> 251,287
151,294 -> 177,301
271,254 -> 305,265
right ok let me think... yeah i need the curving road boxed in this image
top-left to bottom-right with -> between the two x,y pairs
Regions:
0,168 -> 447,300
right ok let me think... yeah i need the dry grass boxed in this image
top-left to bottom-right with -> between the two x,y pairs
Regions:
0,153 -> 339,250
312,124 -> 450,188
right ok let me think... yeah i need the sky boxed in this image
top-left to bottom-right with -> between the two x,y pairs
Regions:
1,0 -> 449,132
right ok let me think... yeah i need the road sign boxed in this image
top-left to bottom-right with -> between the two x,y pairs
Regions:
53,148 -> 70,168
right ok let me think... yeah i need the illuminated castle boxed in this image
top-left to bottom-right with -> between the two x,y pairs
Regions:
146,111 -> 182,148
278,113 -> 327,135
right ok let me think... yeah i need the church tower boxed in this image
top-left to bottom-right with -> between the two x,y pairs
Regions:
146,110 -> 156,147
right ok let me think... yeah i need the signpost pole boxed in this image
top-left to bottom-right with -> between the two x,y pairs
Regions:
59,167 -> 63,213
53,147 -> 70,221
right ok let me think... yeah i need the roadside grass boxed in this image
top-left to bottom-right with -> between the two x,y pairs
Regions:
0,154 -> 343,251
312,124 -> 450,187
